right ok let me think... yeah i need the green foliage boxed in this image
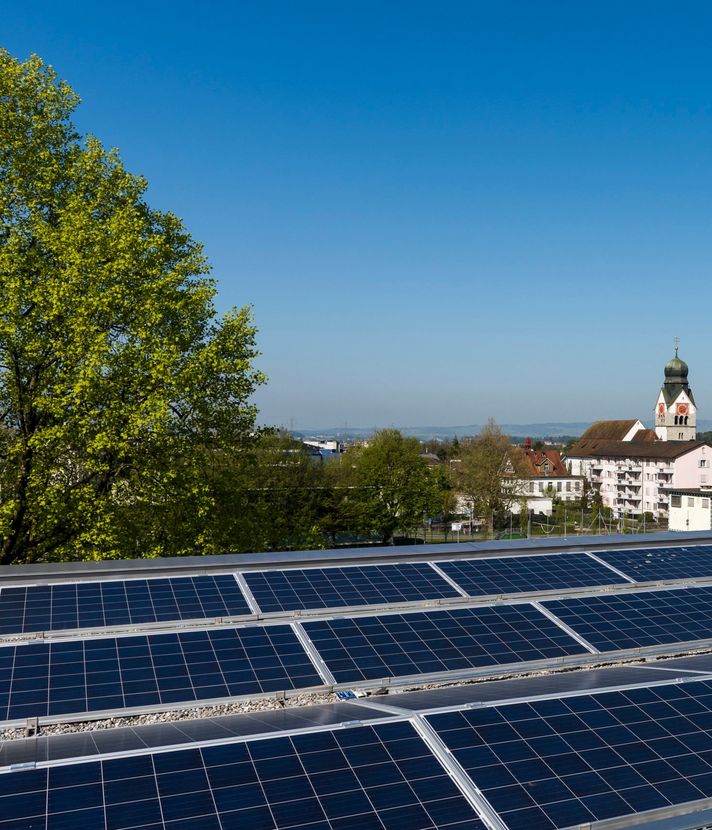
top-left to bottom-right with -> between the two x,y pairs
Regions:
345,429 -> 446,544
455,419 -> 519,535
0,51 -> 264,564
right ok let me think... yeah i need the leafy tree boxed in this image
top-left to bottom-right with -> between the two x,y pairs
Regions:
454,419 -> 522,536
346,429 -> 446,544
0,52 -> 264,564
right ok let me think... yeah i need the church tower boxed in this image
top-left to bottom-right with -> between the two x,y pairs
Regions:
655,342 -> 696,441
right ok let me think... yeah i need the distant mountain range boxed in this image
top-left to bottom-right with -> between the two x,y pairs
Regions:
294,420 -> 712,441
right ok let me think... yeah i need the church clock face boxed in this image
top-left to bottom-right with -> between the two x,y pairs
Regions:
658,403 -> 665,415
677,403 -> 689,416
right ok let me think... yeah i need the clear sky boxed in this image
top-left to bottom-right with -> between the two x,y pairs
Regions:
5,2 -> 712,429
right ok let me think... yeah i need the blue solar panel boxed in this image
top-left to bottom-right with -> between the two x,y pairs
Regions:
429,679 -> 712,830
0,575 -> 251,635
303,605 -> 587,684
0,625 -> 323,722
543,586 -> 712,652
598,544 -> 712,582
244,563 -> 461,613
0,721 -> 487,829
437,553 -> 627,597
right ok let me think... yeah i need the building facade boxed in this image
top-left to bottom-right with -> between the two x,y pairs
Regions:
567,351 -> 710,520
667,486 -> 712,531
506,441 -> 584,516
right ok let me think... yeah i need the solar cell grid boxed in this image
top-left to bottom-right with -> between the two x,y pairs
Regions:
243,563 -> 461,613
0,722 -> 487,829
437,553 -> 628,597
598,544 -> 712,583
429,679 -> 712,830
543,586 -> 712,652
303,605 -> 587,684
0,575 -> 251,635
0,625 -> 323,722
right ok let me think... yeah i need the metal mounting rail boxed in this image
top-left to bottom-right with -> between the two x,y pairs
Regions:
411,714 -> 506,830
291,623 -> 337,686
428,562 -> 470,597
234,573 -> 261,614
531,601 -> 601,654
585,551 -> 637,583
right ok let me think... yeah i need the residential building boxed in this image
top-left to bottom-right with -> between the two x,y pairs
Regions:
567,350 -> 710,519
667,487 -> 712,531
506,439 -> 584,516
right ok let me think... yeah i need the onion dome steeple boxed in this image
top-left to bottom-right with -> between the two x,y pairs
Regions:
664,342 -> 689,387
655,337 -> 696,441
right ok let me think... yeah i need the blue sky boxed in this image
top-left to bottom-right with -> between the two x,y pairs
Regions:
5,2 -> 712,429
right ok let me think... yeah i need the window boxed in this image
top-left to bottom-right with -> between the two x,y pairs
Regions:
703,499 -> 710,509
671,495 -> 681,507
679,432 -> 685,439
689,497 -> 696,507
700,460 -> 707,468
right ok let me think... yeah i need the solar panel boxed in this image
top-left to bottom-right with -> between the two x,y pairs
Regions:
302,604 -> 587,684
543,586 -> 712,652
598,544 -> 712,583
0,721 -> 487,829
0,575 -> 252,635
0,624 -> 323,722
429,678 -> 712,830
437,553 -> 628,597
243,562 -> 461,613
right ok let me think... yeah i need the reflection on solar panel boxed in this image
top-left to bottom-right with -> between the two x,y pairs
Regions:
0,575 -> 251,635
0,721 -> 486,830
599,544 -> 712,582
437,553 -> 627,597
303,605 -> 586,684
430,679 -> 712,830
244,563 -> 461,612
0,625 -> 323,722
544,586 -> 712,652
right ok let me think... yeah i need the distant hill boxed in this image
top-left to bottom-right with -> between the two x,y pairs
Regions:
292,420 -> 712,442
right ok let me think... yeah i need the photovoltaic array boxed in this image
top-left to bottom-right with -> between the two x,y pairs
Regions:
429,679 -> 712,830
436,553 -> 628,597
598,544 -> 712,583
302,604 -> 587,683
543,586 -> 712,652
244,563 -> 461,613
0,575 -> 251,635
0,721 -> 486,830
0,625 -> 323,721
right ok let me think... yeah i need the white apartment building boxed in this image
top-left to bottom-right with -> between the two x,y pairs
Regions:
667,486 -> 712,531
567,350 -> 711,520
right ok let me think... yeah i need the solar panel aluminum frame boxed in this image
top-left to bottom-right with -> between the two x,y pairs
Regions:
0,680 -> 334,731
238,559 -> 466,616
0,619 -> 336,729
0,712 -> 496,829
6,529 -> 710,583
1,707 -> 405,775
583,801 -> 712,830
0,571 -> 257,641
0,599 -> 608,729
0,610 -> 264,646
419,673 -> 712,830
13,671 -> 712,830
6,574 -> 712,645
